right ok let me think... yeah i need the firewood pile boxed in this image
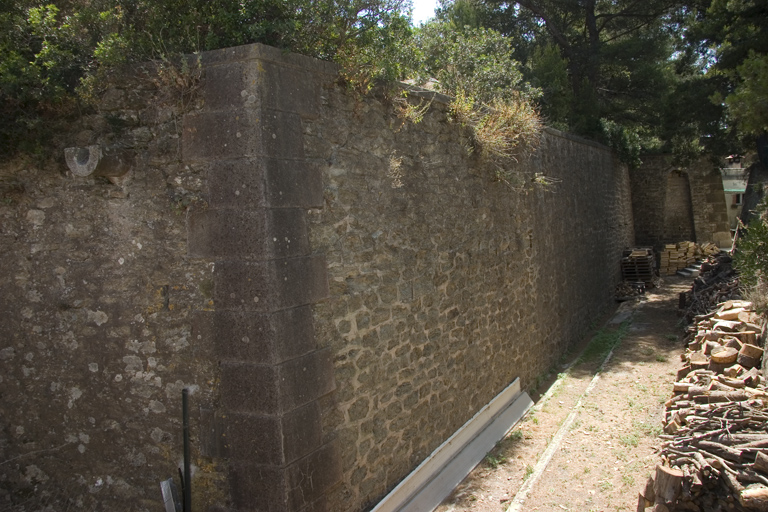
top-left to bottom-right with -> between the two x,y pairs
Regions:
660,241 -> 698,276
680,253 -> 741,324
638,299 -> 768,512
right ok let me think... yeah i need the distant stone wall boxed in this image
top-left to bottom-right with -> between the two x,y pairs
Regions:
630,155 -> 731,248
0,43 -> 635,512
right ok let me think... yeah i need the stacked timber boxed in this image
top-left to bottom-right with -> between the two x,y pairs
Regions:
622,248 -> 656,285
660,241 -> 697,276
638,300 -> 768,512
698,242 -> 721,259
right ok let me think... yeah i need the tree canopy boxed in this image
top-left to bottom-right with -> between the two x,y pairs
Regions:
1,0 -> 766,164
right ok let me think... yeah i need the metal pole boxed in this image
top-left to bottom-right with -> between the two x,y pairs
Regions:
182,388 -> 191,512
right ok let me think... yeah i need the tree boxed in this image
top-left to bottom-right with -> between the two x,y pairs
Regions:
0,0 -> 414,158
484,1 -> 687,141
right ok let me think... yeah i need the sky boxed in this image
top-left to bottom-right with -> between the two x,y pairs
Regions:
411,0 -> 439,25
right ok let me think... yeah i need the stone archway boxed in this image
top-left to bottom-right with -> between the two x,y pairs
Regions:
662,169 -> 696,243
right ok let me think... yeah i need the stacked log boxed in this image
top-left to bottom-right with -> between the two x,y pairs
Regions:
698,242 -> 722,259
638,300 -> 768,512
680,253 -> 741,323
660,241 -> 697,276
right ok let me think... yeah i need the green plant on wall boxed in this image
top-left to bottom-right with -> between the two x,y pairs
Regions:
734,197 -> 768,311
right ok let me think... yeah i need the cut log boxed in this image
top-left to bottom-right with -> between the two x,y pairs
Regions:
643,474 -> 656,502
741,344 -> 765,360
674,382 -> 693,393
654,465 -> 684,505
755,453 -> 768,475
744,368 -> 762,388
726,336 -> 744,351
689,352 -> 709,370
677,365 -> 693,380
717,307 -> 746,320
716,375 -> 746,388
692,390 -> 748,403
738,354 -> 761,370
637,493 -> 649,512
739,486 -> 768,511
726,364 -> 746,378
739,311 -> 762,324
711,347 -> 739,365
704,341 -> 723,356
714,320 -> 746,332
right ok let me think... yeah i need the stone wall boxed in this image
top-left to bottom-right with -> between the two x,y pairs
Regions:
302,86 -> 635,509
0,63 -> 226,510
0,43 -> 635,512
630,155 -> 731,248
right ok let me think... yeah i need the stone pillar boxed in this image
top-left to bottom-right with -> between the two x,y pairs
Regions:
184,44 -> 341,511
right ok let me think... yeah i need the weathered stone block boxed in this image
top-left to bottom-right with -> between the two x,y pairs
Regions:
262,109 -> 305,160
228,463 -> 287,511
220,361 -> 279,413
201,60 -> 261,112
260,60 -> 324,119
182,109 -> 261,162
192,306 -> 316,364
286,440 -> 342,512
281,401 -> 324,465
279,348 -> 336,411
188,208 -> 308,260
214,256 -> 329,311
220,350 -> 334,414
265,160 -> 324,209
206,158 -> 323,209
200,43 -> 337,77
200,403 -> 322,466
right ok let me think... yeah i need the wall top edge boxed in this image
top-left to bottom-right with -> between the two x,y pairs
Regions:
200,42 -> 339,76
542,126 -> 613,153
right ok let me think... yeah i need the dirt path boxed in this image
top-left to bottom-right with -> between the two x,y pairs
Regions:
435,276 -> 692,512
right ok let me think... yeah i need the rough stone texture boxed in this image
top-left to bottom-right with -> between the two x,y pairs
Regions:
303,79 -> 636,509
186,43 -> 339,512
0,42 -> 639,512
630,155 -> 731,248
0,67 -> 226,510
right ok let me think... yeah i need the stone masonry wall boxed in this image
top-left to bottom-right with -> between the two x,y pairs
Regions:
0,63 -> 226,510
303,87 -> 635,509
630,155 -> 731,248
0,43 -> 635,512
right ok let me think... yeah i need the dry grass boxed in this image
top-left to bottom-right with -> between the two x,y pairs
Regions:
449,89 -> 544,189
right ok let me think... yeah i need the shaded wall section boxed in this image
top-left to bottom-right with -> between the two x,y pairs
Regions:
630,155 -> 731,248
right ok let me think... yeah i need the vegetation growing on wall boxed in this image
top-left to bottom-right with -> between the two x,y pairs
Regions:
0,0 -> 414,158
3,0 -> 766,168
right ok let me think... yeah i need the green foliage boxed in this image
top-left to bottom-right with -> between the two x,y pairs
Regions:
734,198 -> 768,310
600,119 -> 642,168
726,51 -> 768,136
528,44 -> 572,130
413,20 -> 534,103
0,0 -> 414,158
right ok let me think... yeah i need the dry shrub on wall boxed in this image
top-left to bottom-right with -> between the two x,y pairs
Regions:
450,89 -> 544,189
